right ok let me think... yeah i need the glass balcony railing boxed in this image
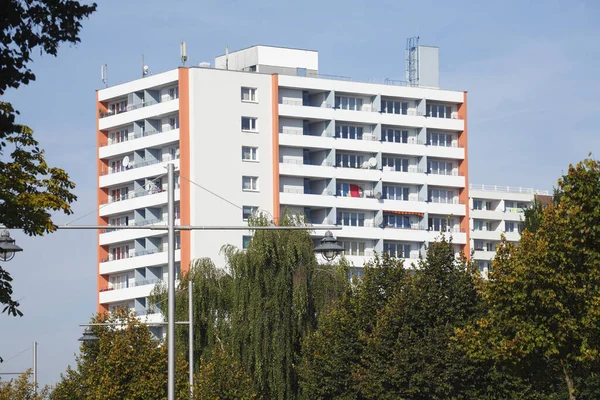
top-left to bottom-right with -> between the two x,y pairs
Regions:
101,154 -> 179,176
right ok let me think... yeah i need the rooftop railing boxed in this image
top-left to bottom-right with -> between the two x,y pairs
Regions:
469,184 -> 549,195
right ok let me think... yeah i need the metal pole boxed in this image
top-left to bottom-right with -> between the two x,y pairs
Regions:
32,341 -> 37,394
189,280 -> 194,398
167,162 -> 175,400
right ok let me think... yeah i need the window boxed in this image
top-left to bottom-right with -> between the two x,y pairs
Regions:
485,242 -> 495,251
384,214 -> 411,229
473,200 -> 483,210
109,215 -> 129,227
382,129 -> 408,143
505,222 -> 517,232
427,132 -> 453,147
335,96 -> 363,111
241,117 -> 257,131
383,242 -> 411,258
168,87 -> 179,100
383,186 -> 410,201
428,189 -> 455,204
241,87 -> 257,102
336,154 -> 364,168
242,176 -> 258,191
338,212 -> 365,227
242,146 -> 258,161
478,261 -> 489,272
109,274 -> 128,290
242,206 -> 258,221
474,240 -> 484,251
382,157 -> 409,172
486,222 -> 493,231
486,201 -> 493,210
429,217 -> 454,232
339,241 -> 366,256
109,100 -> 128,114
110,187 -> 129,202
381,100 -> 408,115
242,235 -> 252,249
427,104 -> 452,118
473,220 -> 484,231
168,117 -> 178,130
337,183 -> 364,197
109,129 -> 129,144
110,244 -> 130,261
335,125 -> 364,140
428,160 -> 454,175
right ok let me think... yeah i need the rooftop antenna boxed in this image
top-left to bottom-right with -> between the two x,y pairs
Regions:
142,54 -> 149,77
406,36 -> 419,87
101,64 -> 108,87
225,45 -> 229,70
180,41 -> 188,66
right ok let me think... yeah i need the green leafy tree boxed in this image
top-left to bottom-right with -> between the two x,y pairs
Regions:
193,347 -> 258,400
0,369 -> 51,400
51,308 -> 189,400
457,157 -> 600,400
1,0 -> 96,317
300,253 -> 406,399
151,212 -> 348,399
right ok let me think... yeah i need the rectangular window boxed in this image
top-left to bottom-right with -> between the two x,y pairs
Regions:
335,125 -> 364,140
337,212 -> 365,227
241,87 -> 257,102
474,240 -> 484,251
335,96 -> 364,111
473,200 -> 483,210
427,132 -> 453,147
486,222 -> 493,231
242,146 -> 258,161
427,104 -> 452,118
383,186 -> 410,201
335,154 -> 364,168
241,117 -> 257,131
485,201 -> 493,210
429,189 -> 454,204
473,220 -> 484,231
242,206 -> 258,221
505,222 -> 515,232
383,242 -> 411,258
242,176 -> 258,191
242,235 -> 252,249
168,87 -> 179,100
382,157 -> 409,172
384,214 -> 411,229
381,100 -> 408,115
339,241 -> 366,256
428,160 -> 454,175
382,129 -> 408,143
429,217 -> 453,232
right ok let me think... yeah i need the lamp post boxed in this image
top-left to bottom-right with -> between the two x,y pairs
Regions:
0,229 -> 23,262
314,230 -> 345,261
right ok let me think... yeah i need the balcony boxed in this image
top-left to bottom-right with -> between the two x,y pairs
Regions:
99,158 -> 180,188
99,129 -> 179,159
99,249 -> 181,275
98,281 -> 157,304
99,99 -> 179,131
471,229 -> 502,241
99,218 -> 181,246
99,187 -> 180,217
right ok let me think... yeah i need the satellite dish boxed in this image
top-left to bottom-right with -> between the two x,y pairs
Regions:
361,161 -> 370,169
143,65 -> 149,76
122,156 -> 130,168
368,157 -> 378,168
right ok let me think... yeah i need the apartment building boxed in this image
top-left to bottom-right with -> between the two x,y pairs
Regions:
96,44 -> 469,316
469,184 -> 550,274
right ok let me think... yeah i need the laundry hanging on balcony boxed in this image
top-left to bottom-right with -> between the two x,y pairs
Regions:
349,184 -> 361,198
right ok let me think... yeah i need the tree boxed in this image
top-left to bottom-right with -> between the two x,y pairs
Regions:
456,157 -> 600,400
299,253 -> 407,399
150,212 -> 349,399
1,0 -> 96,317
51,308 -> 190,400
0,369 -> 51,400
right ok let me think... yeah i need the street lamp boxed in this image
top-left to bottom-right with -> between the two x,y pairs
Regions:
78,328 -> 99,345
314,230 -> 344,261
0,229 -> 23,262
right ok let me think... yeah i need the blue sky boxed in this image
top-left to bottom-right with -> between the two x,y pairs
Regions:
2,0 -> 599,387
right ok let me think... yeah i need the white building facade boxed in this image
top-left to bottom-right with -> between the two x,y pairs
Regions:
95,45 -> 470,315
469,184 -> 550,274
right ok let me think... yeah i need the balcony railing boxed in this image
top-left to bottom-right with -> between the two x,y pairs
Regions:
282,188 -> 335,196
99,278 -> 162,292
101,183 -> 180,205
101,126 -> 178,147
279,128 -> 333,137
100,243 -> 180,263
99,96 -> 178,119
101,154 -> 179,176
469,184 -> 549,195
427,169 -> 462,176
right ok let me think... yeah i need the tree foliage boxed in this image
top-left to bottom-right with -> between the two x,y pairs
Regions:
457,157 -> 600,400
51,308 -> 189,400
0,0 -> 96,318
0,369 -> 51,400
151,212 -> 349,399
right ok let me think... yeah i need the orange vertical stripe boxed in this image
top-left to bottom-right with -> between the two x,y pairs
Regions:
178,68 -> 191,274
97,92 -> 108,314
457,92 -> 470,258
271,75 -> 280,223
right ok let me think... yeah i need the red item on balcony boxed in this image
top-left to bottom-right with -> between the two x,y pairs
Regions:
350,184 -> 360,198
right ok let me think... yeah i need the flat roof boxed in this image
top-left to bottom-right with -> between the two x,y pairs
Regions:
215,44 -> 318,58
